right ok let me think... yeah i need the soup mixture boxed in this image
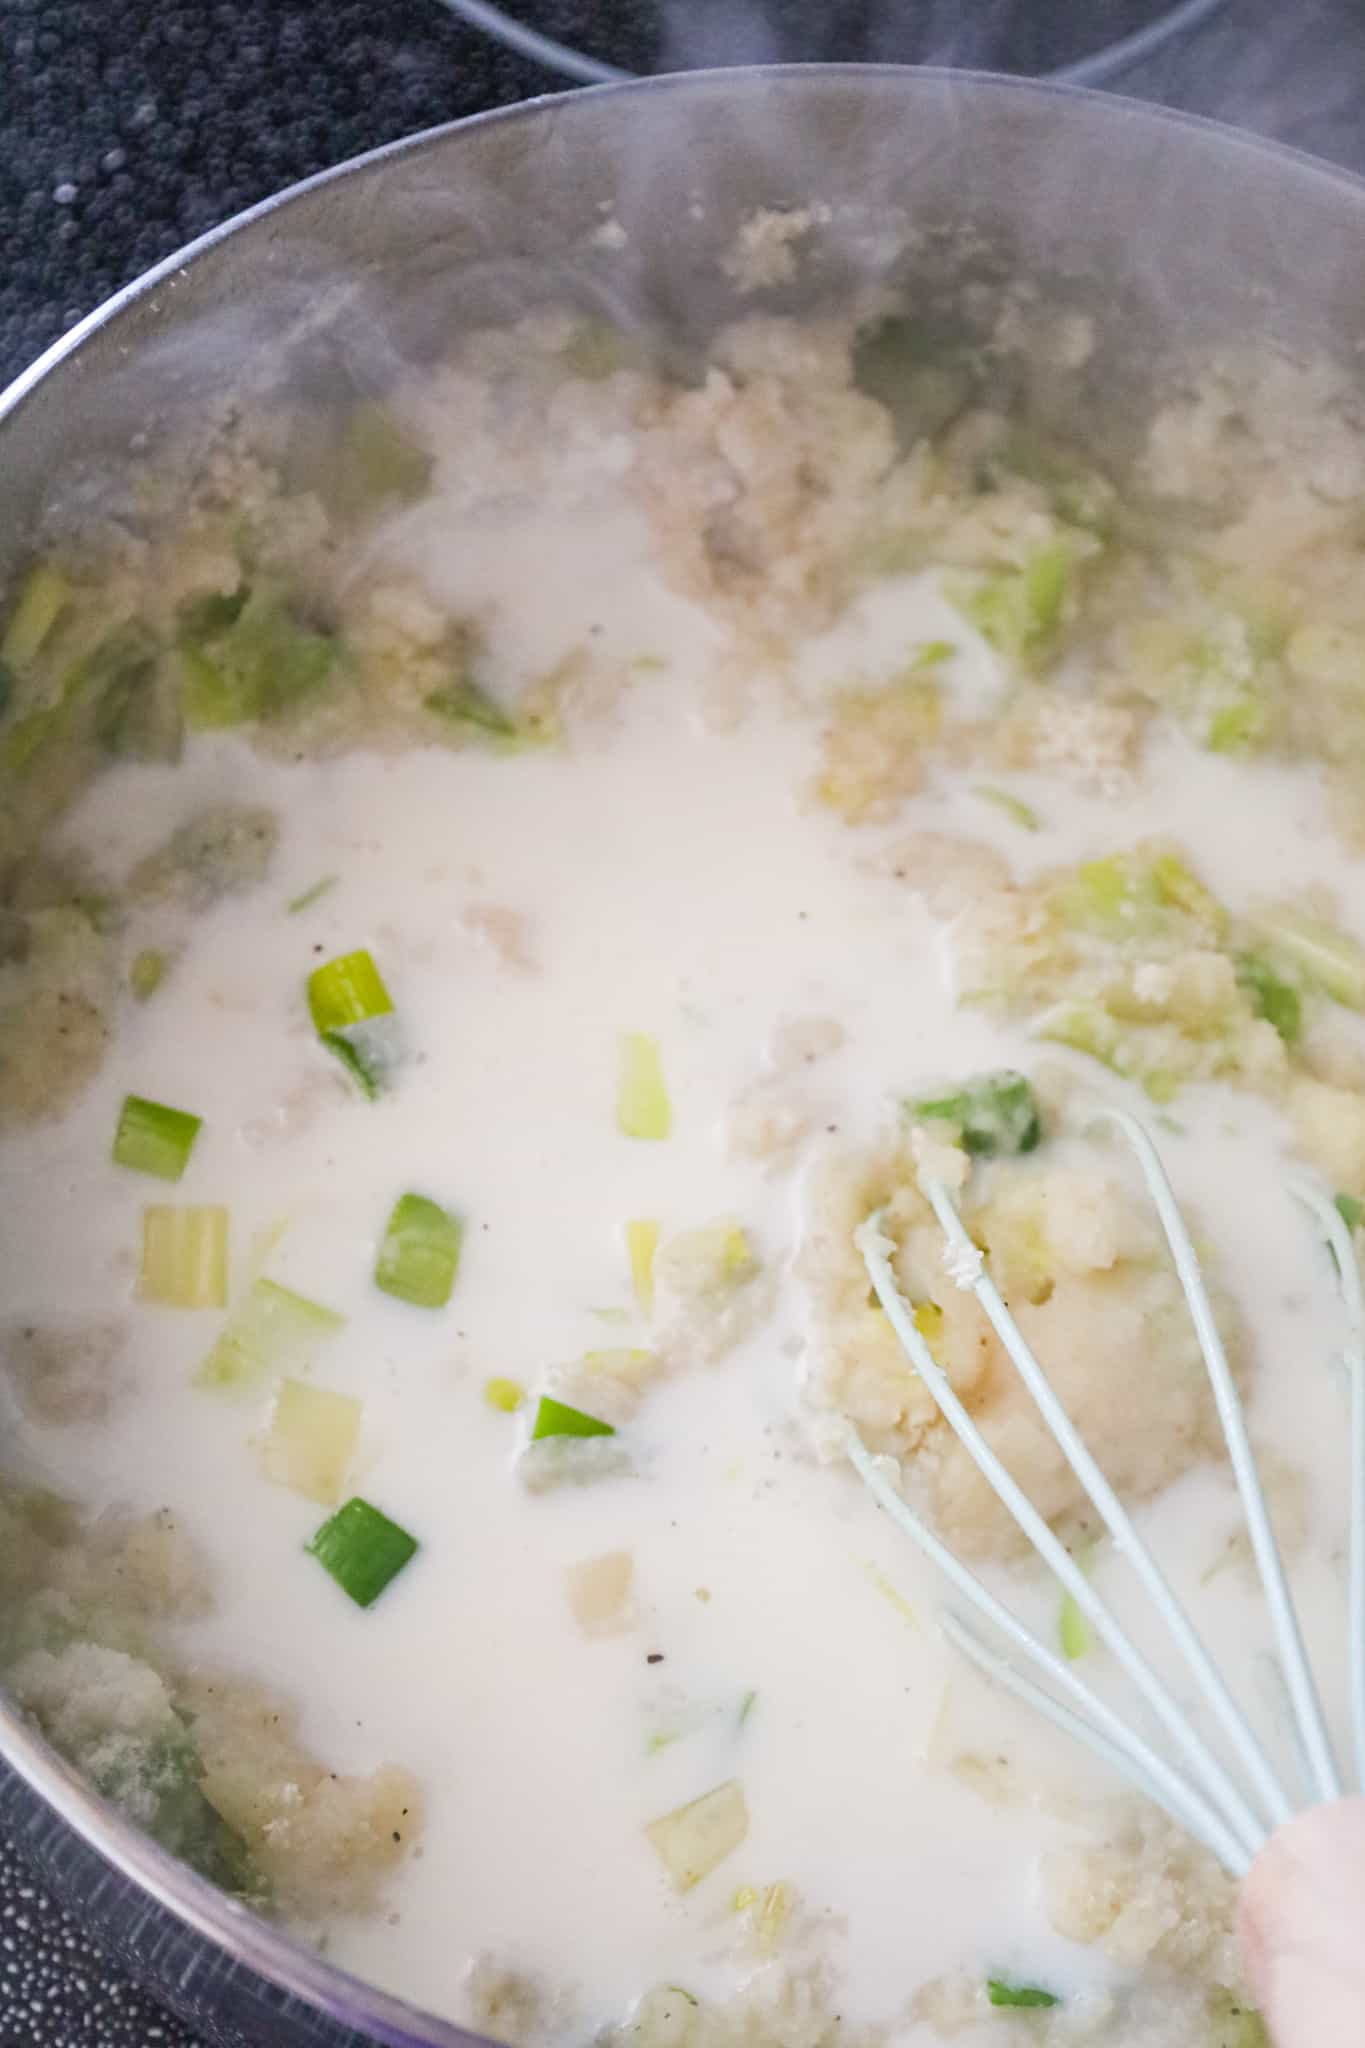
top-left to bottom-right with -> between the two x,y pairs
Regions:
5,296 -> 1365,2048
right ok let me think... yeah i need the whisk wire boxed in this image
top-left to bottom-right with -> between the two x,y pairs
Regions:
1102,1111 -> 1342,1809
856,1214 -> 1269,1864
920,1163 -> 1294,1834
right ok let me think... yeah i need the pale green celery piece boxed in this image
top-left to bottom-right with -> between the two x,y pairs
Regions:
1205,693 -> 1268,756
531,1395 -> 615,1442
1205,1989 -> 1269,2048
973,784 -> 1040,832
139,1205 -> 228,1309
1,562 -> 71,670
484,1377 -> 526,1413
1059,1586 -> 1090,1660
287,875 -> 338,915
4,621 -> 163,775
90,623 -> 181,761
1234,951 -> 1302,1044
1335,1193 -> 1364,1233
129,949 -> 168,1001
964,543 -> 1071,661
375,1192 -> 463,1310
618,1032 -> 672,1141
425,677 -> 519,741
1257,906 -> 1365,1011
1056,849 -> 1225,945
908,1070 -> 1042,1157
1038,998 -> 1126,1073
197,1276 -> 344,1392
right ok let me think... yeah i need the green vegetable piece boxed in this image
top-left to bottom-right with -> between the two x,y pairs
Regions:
986,1980 -> 1060,2010
129,949 -> 168,1001
426,677 -> 518,739
618,1032 -> 672,1141
89,623 -> 180,761
307,1496 -> 418,1608
1257,907 -> 1365,1012
307,948 -> 395,1098
1057,849 -> 1225,944
112,1095 -> 203,1182
973,784 -> 1040,832
1235,952 -> 1302,1045
1206,1989 -> 1269,2048
1,562 -> 71,670
1059,1587 -> 1090,1661
287,875 -> 337,915
179,588 -> 337,729
139,1205 -> 228,1308
531,1395 -> 616,1442
1206,695 -> 1266,755
484,1377 -> 526,1413
375,1192 -> 463,1309
1336,1193 -> 1364,1232
197,1276 -> 345,1392
965,544 -> 1071,661
908,1070 -> 1042,1157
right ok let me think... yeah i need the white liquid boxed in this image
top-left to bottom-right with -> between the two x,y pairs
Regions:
4,476 -> 1365,2040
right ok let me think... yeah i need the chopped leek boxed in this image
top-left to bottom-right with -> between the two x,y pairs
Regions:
334,402 -> 433,512
196,1277 -> 344,1392
986,1980 -> 1060,2010
1,562 -> 70,670
1256,907 -> 1365,1012
261,1378 -> 361,1504
139,1205 -> 228,1308
908,1070 -> 1041,1157
426,677 -> 518,740
90,623 -> 179,761
531,1395 -> 615,1442
484,1377 -> 526,1413
129,949 -> 168,1001
965,543 -> 1071,661
1336,1194 -> 1364,1232
307,1496 -> 418,1607
625,1217 -> 660,1314
973,785 -> 1040,832
375,1193 -> 462,1309
1057,849 -> 1226,944
618,1032 -> 672,1140
1235,952 -> 1302,1044
646,1780 -> 749,1893
178,587 -> 337,729
112,1095 -> 202,1182
1059,1587 -> 1090,1660
287,875 -> 337,915
306,948 -> 395,1098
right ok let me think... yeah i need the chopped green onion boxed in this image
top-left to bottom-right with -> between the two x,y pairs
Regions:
531,1395 -> 615,1442
973,785 -> 1040,832
178,588 -> 338,730
908,1070 -> 1042,1157
287,875 -> 337,915
113,1095 -> 202,1182
129,949 -> 168,1001
306,948 -> 395,1098
1059,1587 -> 1090,1660
964,544 -> 1071,661
625,1218 -> 660,1314
1235,952 -> 1302,1044
1336,1194 -> 1364,1232
426,677 -> 518,740
1256,907 -> 1365,1012
484,1377 -> 526,1413
139,1205 -> 228,1308
334,402 -> 433,513
374,1193 -> 463,1309
1,562 -> 70,670
618,1032 -> 672,1140
262,1378 -> 361,1504
307,1496 -> 419,1608
986,1980 -> 1060,2010
196,1277 -> 344,1392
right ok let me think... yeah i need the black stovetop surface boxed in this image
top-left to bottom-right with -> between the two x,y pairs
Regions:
4,0 -> 1365,2039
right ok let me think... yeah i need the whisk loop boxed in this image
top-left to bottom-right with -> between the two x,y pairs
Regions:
850,1107 -> 1364,1876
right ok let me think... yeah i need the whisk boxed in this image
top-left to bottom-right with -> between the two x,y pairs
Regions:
846,1105 -> 1365,2044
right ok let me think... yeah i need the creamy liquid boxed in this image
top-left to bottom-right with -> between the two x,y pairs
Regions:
4,473 -> 1365,2038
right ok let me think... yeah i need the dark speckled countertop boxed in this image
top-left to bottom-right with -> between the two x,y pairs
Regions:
4,0 -> 1365,2040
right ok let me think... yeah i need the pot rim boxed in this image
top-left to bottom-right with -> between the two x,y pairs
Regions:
3,59 -> 1365,2048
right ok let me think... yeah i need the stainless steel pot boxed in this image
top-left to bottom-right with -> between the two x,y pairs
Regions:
4,64 -> 1365,2048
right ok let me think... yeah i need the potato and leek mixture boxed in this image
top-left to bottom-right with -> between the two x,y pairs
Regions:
4,299 -> 1365,2048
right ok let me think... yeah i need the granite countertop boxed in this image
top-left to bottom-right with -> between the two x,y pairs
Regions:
4,0 -> 1365,2039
